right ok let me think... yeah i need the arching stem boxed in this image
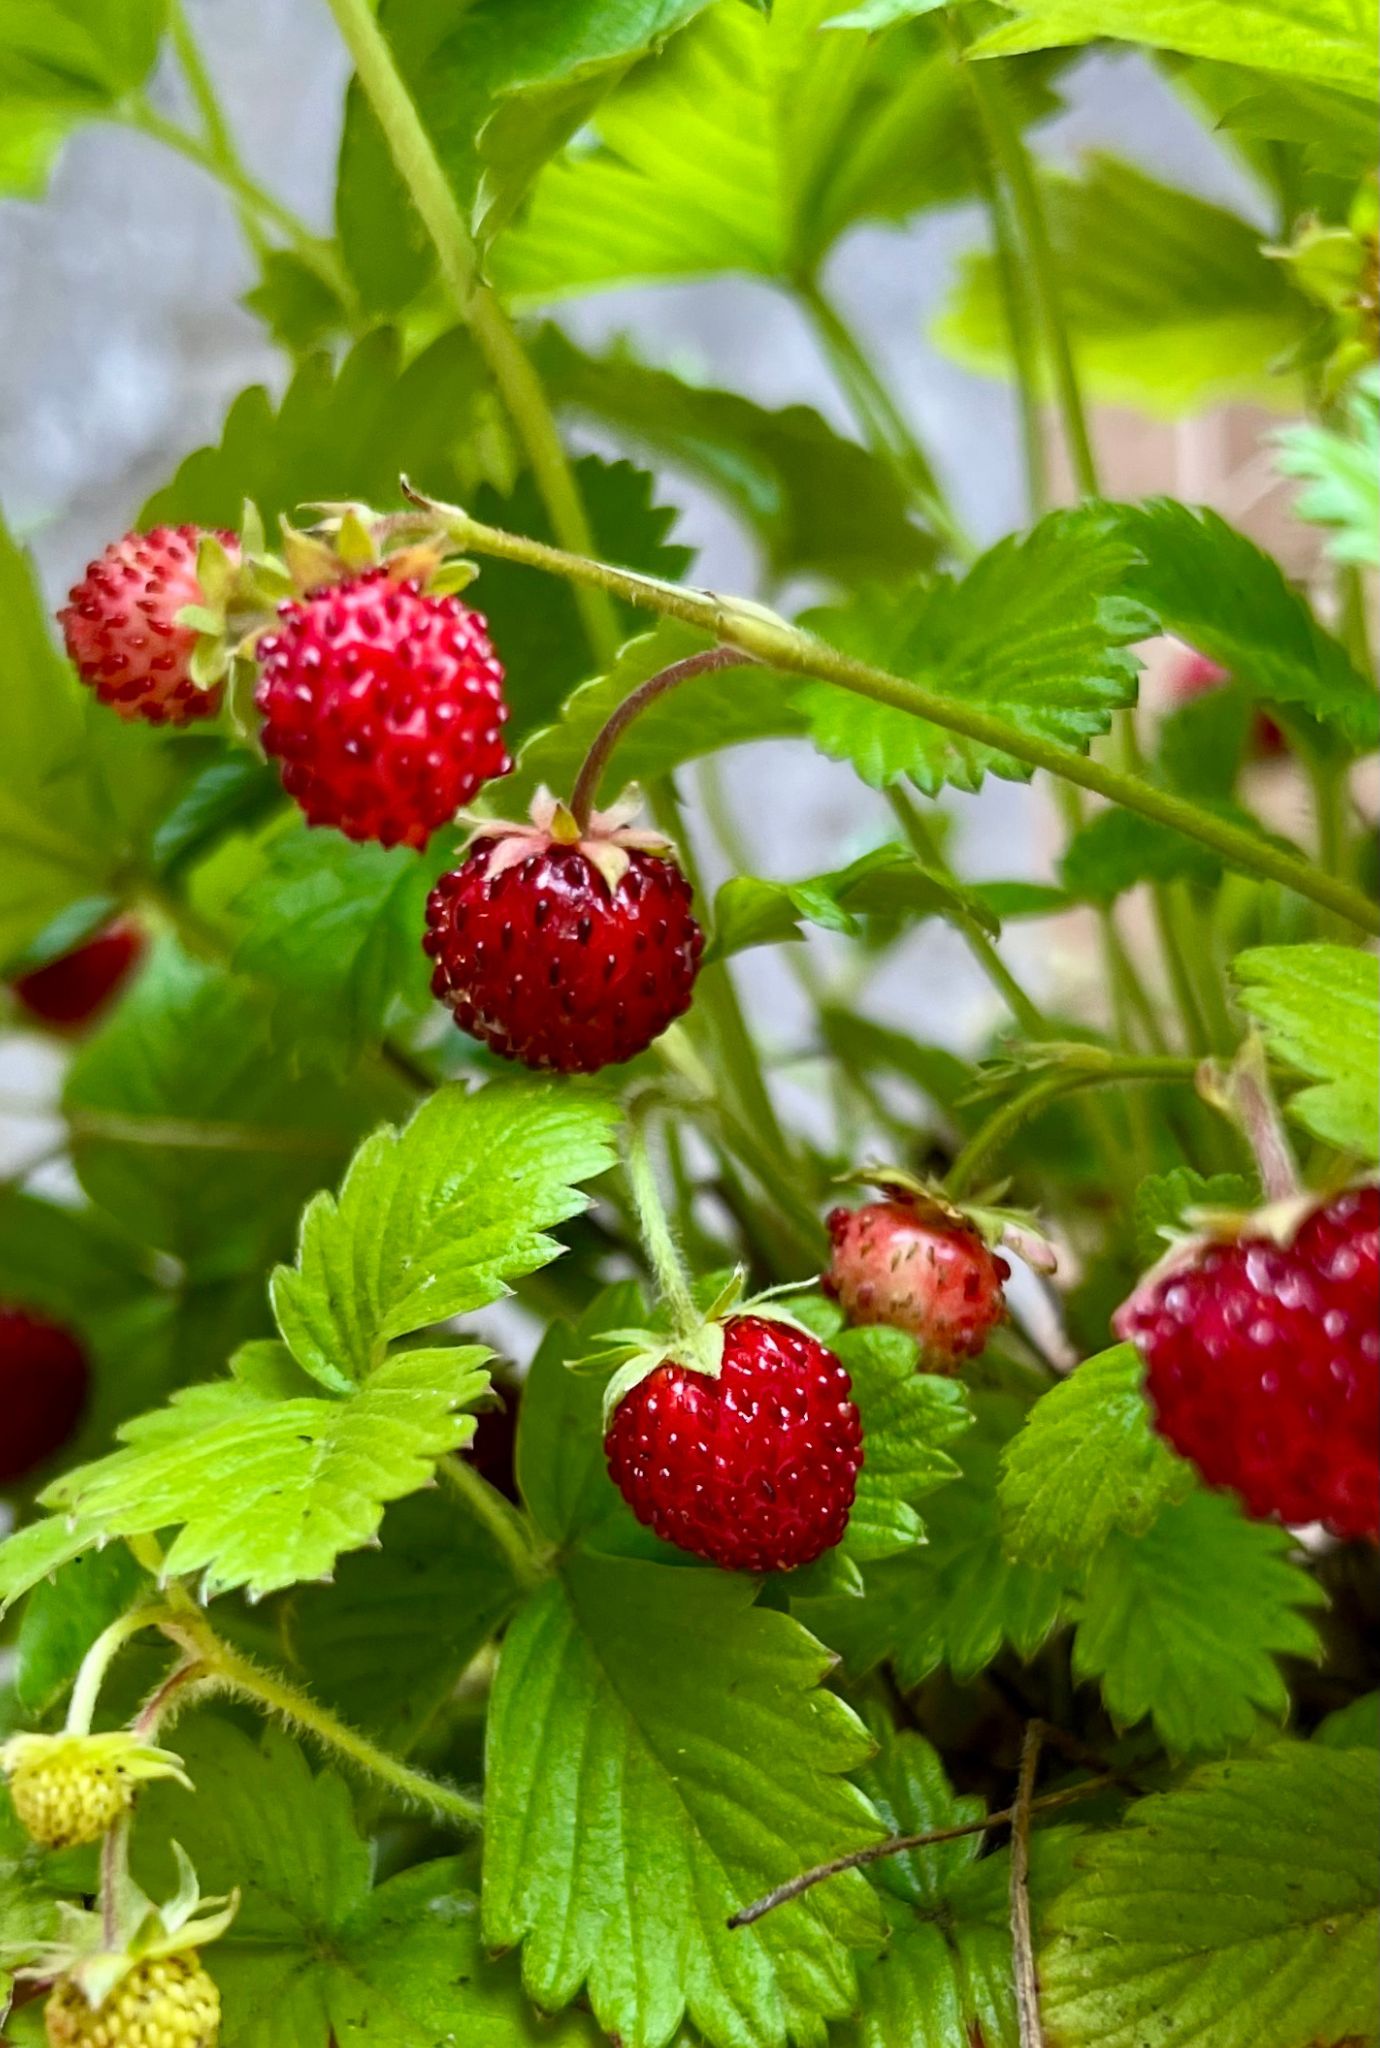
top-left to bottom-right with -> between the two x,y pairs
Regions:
624,1096 -> 701,1336
569,647 -> 752,829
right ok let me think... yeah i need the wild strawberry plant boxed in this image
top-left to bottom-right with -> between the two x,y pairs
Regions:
1,3 -> 1378,2046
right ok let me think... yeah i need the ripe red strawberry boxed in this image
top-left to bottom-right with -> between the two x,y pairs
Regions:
424,790 -> 702,1072
826,1199 -> 1010,1370
255,569 -> 510,848
1164,642 -> 1284,755
604,1314 -> 863,1572
0,1306 -> 89,1486
1115,1184 -> 1379,1540
60,526 -> 234,725
10,919 -> 144,1031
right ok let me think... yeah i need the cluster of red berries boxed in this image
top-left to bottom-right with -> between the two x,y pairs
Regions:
59,528 -> 702,1074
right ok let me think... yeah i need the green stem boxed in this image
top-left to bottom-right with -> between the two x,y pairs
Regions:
1152,888 -> 1211,1055
161,1589 -> 482,1829
166,0 -> 267,257
1188,890 -> 1236,1053
320,0 -> 618,666
886,786 -> 1046,1036
796,277 -> 970,557
961,54 -> 1100,497
66,1609 -> 163,1735
570,648 -> 746,827
946,1055 -> 1197,1197
439,1454 -> 546,1590
624,1099 -> 701,1333
411,494 -> 1380,934
1100,910 -> 1169,1053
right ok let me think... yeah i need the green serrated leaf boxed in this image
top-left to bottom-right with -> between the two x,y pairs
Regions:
1059,803 -> 1230,901
133,1716 -> 604,2046
484,1552 -> 886,2048
28,1346 -> 491,1603
938,154 -> 1309,416
516,1286 -> 646,1549
1232,943 -> 1380,1159
834,1326 -> 972,1560
1112,498 -> 1379,753
270,1079 -> 618,1390
999,1345 -> 1193,1568
1132,1167 -> 1255,1267
13,1546 -> 149,1720
1040,1741 -> 1380,2048
1072,1488 -> 1325,1755
710,844 -> 996,962
797,507 -> 1150,796
1315,1692 -> 1380,1749
1275,368 -> 1380,566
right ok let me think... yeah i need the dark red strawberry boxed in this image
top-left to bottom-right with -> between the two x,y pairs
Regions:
1164,642 -> 1284,755
60,526 -> 235,725
0,1307 -> 89,1486
1115,1184 -> 1379,1540
255,569 -> 510,848
424,789 -> 702,1073
10,920 -> 144,1031
826,1198 -> 1010,1370
604,1313 -> 863,1572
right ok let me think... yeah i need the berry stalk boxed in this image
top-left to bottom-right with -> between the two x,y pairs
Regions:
407,490 -> 1380,935
623,1099 -> 701,1339
945,1053 -> 1199,1198
568,647 -> 751,829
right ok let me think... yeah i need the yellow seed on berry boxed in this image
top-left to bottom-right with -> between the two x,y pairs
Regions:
6,1751 -> 135,1851
45,1952 -> 220,2048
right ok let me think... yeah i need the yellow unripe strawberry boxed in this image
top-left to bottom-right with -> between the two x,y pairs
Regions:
45,1949 -> 220,2047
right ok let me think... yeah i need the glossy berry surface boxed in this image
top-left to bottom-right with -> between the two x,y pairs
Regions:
425,839 -> 702,1072
825,1201 -> 1009,1369
60,526 -> 231,725
0,1307 -> 89,1486
255,570 -> 510,848
604,1314 -> 863,1572
11,920 -> 144,1031
1115,1185 -> 1379,1540
45,1951 -> 220,2048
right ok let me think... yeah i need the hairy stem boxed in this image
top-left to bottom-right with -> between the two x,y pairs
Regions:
134,1659 -> 211,1742
408,493 -> 1380,934
321,0 -> 618,664
624,1098 -> 702,1334
67,1609 -> 165,1735
1011,1722 -> 1048,2048
570,647 -> 750,828
946,1054 -> 1198,1198
439,1453 -> 547,1591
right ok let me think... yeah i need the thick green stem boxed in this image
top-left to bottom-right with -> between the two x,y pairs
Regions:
886,787 -> 1046,1036
796,278 -> 970,556
946,1055 -> 1197,1198
961,56 -> 1100,497
411,495 -> 1380,935
320,0 -> 618,664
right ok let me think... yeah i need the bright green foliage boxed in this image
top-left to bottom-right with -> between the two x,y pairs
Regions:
710,844 -> 996,961
502,622 -> 807,815
484,1553 -> 886,2048
1112,499 -> 1380,753
133,1717 -> 606,2046
939,156 -> 1309,415
999,1346 -> 1192,1568
532,327 -> 935,586
1132,1168 -> 1255,1266
1274,370 -> 1380,565
32,1342 -> 492,1602
842,1728 -> 1084,2048
231,826 -> 444,1059
1071,1490 -> 1325,1754
271,1079 -> 618,1390
977,0 -> 1380,99
1233,943 -> 1380,1158
1040,1743 -> 1380,2048
833,1327 -> 972,1558
802,1395 -> 1071,1686
798,509 -> 1151,794
0,0 -> 167,197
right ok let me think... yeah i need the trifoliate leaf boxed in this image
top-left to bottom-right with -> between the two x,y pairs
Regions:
63,938 -> 394,1269
1232,943 -> 1380,1159
841,1727 -> 1085,2048
272,1488 -> 522,1748
29,1344 -> 491,1603
835,1327 -> 972,1560
1274,368 -> 1380,566
939,155 -> 1308,416
799,1394 -> 1071,1685
230,825 -> 443,1058
710,844 -> 996,962
483,1553 -> 886,2048
270,1079 -> 618,1391
1112,499 -> 1379,754
1072,1489 -> 1325,1755
1039,1742 -> 1380,2048
999,1345 -> 1193,1569
134,1716 -> 604,2047
1132,1168 -> 1255,1268
976,0 -> 1380,99
531,325 -> 934,586
797,508 -> 1151,796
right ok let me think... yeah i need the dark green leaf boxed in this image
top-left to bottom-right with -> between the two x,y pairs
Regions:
710,843 -> 996,961
835,1326 -> 972,1559
1232,943 -> 1379,1158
